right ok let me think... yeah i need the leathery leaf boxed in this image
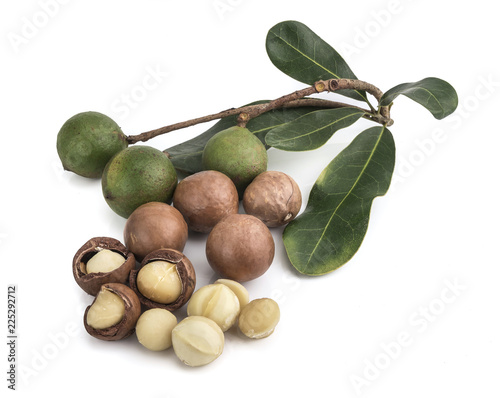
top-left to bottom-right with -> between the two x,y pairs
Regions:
283,125 -> 395,275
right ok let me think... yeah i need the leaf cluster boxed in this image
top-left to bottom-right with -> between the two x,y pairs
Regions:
164,20 -> 458,275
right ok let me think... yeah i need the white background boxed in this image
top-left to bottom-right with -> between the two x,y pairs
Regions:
1,0 -> 499,397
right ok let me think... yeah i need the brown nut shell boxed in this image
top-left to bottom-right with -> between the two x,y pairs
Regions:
242,171 -> 302,227
83,283 -> 141,341
173,170 -> 239,233
124,202 -> 188,261
206,214 -> 275,282
129,248 -> 196,311
72,237 -> 136,296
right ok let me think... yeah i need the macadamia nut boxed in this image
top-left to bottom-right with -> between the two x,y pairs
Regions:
136,308 -> 177,351
214,279 -> 249,309
86,288 -> 125,329
238,298 -> 280,339
187,284 -> 240,331
206,214 -> 275,282
172,316 -> 224,367
243,170 -> 302,227
173,170 -> 239,233
136,261 -> 183,304
86,249 -> 126,274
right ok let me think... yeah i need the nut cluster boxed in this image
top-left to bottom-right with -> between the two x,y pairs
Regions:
71,146 -> 296,367
73,233 -> 280,367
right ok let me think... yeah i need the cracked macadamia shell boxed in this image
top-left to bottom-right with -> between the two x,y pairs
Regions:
72,237 -> 136,296
129,248 -> 196,311
173,170 -> 239,233
243,171 -> 302,227
206,214 -> 275,282
83,283 -> 141,341
124,202 -> 188,261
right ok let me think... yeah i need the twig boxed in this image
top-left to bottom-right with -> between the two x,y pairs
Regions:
126,79 -> 392,145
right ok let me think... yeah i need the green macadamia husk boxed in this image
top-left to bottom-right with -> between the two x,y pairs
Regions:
57,111 -> 128,178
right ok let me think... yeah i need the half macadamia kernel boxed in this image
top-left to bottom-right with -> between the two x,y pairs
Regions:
129,248 -> 196,311
84,283 -> 141,341
238,298 -> 280,339
73,237 -> 136,296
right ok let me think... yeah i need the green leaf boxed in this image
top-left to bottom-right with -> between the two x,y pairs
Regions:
380,77 -> 458,119
266,20 -> 368,104
164,103 -> 323,176
265,107 -> 365,151
283,125 -> 395,275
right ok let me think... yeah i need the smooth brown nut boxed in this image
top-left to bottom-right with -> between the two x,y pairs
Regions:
129,248 -> 196,311
243,171 -> 302,227
124,202 -> 188,261
84,283 -> 141,341
173,170 -> 239,233
206,214 -> 275,282
238,298 -> 280,339
73,237 -> 136,296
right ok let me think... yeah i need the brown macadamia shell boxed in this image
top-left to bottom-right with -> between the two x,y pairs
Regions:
129,248 -> 196,311
173,170 -> 239,233
124,202 -> 188,261
83,283 -> 141,341
243,171 -> 302,227
206,214 -> 275,282
72,237 -> 136,296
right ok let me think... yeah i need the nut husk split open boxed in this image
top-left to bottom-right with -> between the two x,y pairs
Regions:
129,248 -> 196,311
73,237 -> 136,296
83,283 -> 141,341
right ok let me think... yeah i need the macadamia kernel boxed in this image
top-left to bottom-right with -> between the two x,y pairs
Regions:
238,298 -> 280,339
214,279 -> 249,309
136,308 -> 177,351
187,284 -> 240,332
172,316 -> 224,367
137,260 -> 182,304
86,249 -> 126,274
86,288 -> 125,329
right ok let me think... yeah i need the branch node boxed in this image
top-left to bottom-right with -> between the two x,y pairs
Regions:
314,81 -> 327,92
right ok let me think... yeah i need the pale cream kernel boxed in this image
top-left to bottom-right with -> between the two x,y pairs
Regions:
86,249 -> 125,274
137,260 -> 182,304
136,308 -> 177,351
187,284 -> 240,332
238,298 -> 280,339
171,316 -> 224,367
86,288 -> 125,329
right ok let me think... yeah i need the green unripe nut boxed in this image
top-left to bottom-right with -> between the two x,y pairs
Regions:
101,145 -> 178,218
56,111 -> 128,178
202,126 -> 267,197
